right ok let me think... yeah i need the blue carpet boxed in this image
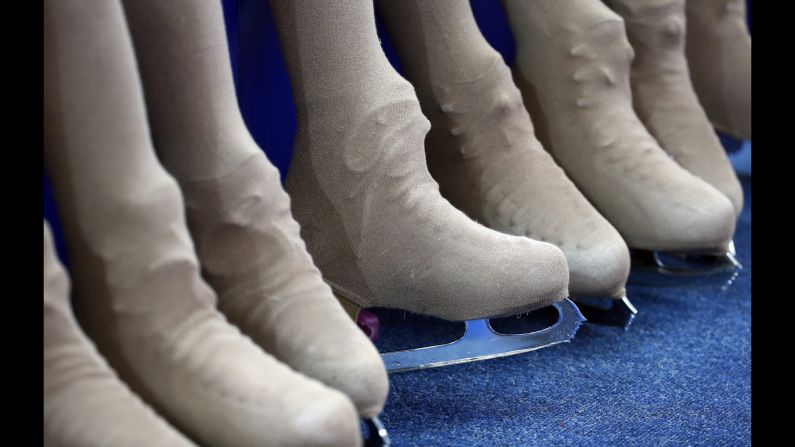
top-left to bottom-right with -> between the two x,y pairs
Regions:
377,176 -> 751,447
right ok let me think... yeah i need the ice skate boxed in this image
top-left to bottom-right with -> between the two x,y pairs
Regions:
269,0 -> 583,371
503,0 -> 739,286
602,0 -> 744,287
606,0 -> 743,215
45,1 -> 363,445
121,1 -> 389,430
376,0 -> 636,329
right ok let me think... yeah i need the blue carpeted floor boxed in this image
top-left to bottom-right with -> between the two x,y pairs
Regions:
377,176 -> 751,447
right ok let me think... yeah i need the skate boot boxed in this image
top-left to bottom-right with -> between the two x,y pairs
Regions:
503,0 -> 739,287
44,221 -> 197,447
121,2 -> 389,437
376,0 -> 635,328
268,0 -> 583,372
45,1 -> 363,445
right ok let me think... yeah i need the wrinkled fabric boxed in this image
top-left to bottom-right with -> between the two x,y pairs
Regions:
607,0 -> 743,215
43,1 -> 360,446
685,0 -> 751,140
44,221 -> 196,447
376,0 -> 630,299
268,0 -> 570,321
121,0 -> 388,418
503,0 -> 735,253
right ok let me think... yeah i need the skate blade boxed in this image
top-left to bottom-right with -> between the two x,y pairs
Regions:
574,295 -> 638,330
362,416 -> 391,447
379,299 -> 585,373
627,241 -> 742,287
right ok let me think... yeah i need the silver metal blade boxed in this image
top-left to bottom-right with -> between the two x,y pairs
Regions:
381,299 -> 585,373
628,241 -> 742,287
363,416 -> 390,447
575,295 -> 638,330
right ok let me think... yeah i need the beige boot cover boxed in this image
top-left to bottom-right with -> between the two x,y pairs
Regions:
268,0 -> 570,321
607,0 -> 743,215
121,0 -> 388,417
376,0 -> 630,299
503,0 -> 736,253
44,1 -> 361,445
